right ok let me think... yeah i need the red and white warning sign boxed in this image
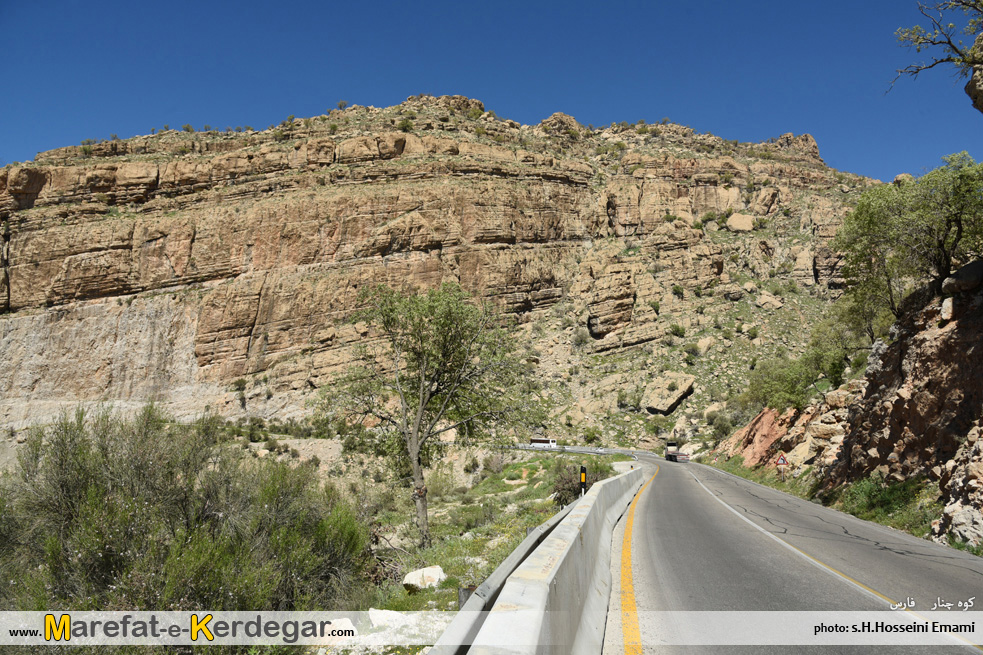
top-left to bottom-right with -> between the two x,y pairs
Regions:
776,454 -> 789,466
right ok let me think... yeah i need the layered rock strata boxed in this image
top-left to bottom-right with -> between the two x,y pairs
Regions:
0,95 -> 857,426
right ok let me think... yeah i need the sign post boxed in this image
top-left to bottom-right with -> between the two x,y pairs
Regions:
776,454 -> 789,482
580,465 -> 587,498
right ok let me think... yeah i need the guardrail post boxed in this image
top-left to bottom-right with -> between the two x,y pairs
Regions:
458,585 -> 476,610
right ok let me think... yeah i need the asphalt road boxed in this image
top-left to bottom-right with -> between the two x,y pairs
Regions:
603,454 -> 983,654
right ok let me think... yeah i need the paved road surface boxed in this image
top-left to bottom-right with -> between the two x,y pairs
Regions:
603,454 -> 983,654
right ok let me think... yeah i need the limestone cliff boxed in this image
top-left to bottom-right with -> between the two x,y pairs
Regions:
0,95 -> 861,428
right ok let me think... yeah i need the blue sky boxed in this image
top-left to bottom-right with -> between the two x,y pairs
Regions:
3,0 -> 980,182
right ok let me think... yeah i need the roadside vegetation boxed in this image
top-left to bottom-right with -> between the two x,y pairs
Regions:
316,283 -> 538,548
0,407 -> 369,653
375,453 -> 620,613
710,455 -> 943,542
731,152 -> 983,420
0,404 -> 625,652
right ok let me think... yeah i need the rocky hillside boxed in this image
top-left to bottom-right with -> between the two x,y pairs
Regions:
0,95 -> 866,437
718,260 -> 983,544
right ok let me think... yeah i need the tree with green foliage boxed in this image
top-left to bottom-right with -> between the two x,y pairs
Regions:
836,153 -> 983,319
318,284 -> 531,547
742,356 -> 817,412
835,182 -> 912,318
895,1 -> 983,113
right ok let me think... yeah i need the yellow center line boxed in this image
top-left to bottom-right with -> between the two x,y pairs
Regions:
621,468 -> 658,655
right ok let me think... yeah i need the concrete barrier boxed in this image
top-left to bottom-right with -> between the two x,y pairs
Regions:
468,467 -> 645,654
431,502 -> 575,655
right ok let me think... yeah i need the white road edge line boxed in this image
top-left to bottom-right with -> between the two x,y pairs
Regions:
685,468 -> 981,652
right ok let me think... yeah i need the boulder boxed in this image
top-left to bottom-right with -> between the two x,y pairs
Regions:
718,284 -> 744,301
823,389 -> 854,409
403,565 -> 447,593
755,291 -> 783,310
726,213 -> 754,232
941,297 -> 954,322
941,259 -> 983,295
641,373 -> 695,415
965,34 -> 983,116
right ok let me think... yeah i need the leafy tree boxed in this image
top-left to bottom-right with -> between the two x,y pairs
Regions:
904,152 -> 983,280
318,283 -> 531,546
741,356 -> 816,412
835,182 -> 913,318
895,1 -> 983,112
836,153 -> 983,321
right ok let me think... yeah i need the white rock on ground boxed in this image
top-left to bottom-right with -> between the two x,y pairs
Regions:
402,565 -> 447,593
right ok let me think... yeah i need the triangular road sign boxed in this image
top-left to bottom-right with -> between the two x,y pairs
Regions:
776,454 -> 789,466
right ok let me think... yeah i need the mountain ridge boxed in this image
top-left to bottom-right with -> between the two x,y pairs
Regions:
0,95 -> 865,438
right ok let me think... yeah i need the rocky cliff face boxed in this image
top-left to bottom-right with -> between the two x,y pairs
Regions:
0,95 -> 861,429
966,34 -> 983,116
718,381 -> 863,472
721,260 -> 983,544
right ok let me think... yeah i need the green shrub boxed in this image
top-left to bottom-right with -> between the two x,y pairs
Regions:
648,300 -> 660,314
397,118 -> 414,132
742,356 -> 816,411
572,327 -> 591,347
482,453 -> 505,474
181,124 -> 195,133
550,459 -> 614,506
669,323 -> 685,337
710,413 -> 733,444
0,407 -> 369,612
616,387 -> 643,411
672,284 -> 684,298
839,475 -> 938,537
428,462 -> 455,500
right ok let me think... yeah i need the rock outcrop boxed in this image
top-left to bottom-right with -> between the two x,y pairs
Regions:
966,34 -> 983,116
718,381 -> 862,472
0,95 -> 859,428
641,373 -> 695,415
727,259 -> 983,545
829,268 -> 983,488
